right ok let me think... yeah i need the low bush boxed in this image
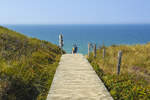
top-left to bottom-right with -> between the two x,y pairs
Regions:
89,44 -> 150,100
0,26 -> 63,100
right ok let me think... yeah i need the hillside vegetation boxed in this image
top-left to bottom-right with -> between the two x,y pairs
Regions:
88,44 -> 150,100
0,26 -> 63,100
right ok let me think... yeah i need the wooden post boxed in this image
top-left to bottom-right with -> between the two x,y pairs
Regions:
59,34 -> 63,54
98,45 -> 101,56
98,45 -> 101,51
103,48 -> 105,58
93,44 -> 96,58
88,43 -> 90,57
117,51 -> 122,75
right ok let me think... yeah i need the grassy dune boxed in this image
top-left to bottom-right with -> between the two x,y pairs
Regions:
88,44 -> 150,100
0,26 -> 63,100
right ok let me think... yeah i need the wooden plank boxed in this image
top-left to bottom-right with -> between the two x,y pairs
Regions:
47,54 -> 113,100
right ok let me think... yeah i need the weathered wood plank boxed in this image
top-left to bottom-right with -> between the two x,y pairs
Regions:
47,54 -> 113,100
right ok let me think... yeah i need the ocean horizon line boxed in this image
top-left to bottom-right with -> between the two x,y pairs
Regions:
1,23 -> 150,26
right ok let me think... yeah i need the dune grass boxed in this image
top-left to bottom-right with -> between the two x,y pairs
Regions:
0,26 -> 63,100
88,44 -> 150,100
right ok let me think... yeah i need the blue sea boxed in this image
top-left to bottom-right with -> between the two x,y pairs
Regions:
3,24 -> 150,54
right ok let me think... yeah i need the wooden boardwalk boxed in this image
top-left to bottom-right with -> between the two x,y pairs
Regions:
47,54 -> 113,100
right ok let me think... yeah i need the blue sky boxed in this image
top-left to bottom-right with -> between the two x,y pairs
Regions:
0,0 -> 150,24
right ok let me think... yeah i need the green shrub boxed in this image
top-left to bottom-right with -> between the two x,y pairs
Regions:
88,44 -> 150,100
0,26 -> 63,100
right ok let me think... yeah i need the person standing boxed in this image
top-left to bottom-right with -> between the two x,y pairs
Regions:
72,44 -> 78,54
